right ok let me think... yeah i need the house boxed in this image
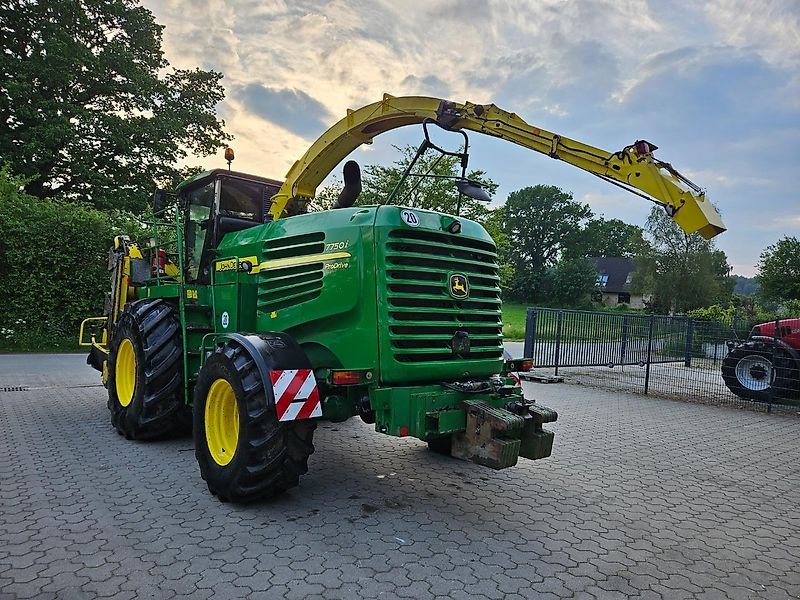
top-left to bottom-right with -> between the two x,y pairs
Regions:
591,257 -> 649,309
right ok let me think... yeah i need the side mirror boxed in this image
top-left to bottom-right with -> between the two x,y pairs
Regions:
152,188 -> 169,214
455,179 -> 492,203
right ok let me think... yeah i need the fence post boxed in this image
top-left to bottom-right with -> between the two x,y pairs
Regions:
644,314 -> 655,394
684,318 -> 694,367
620,315 -> 629,366
524,308 -> 537,358
768,318 -> 778,413
554,310 -> 563,377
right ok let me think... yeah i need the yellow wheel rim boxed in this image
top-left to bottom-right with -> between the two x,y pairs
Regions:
205,378 -> 239,466
115,338 -> 136,407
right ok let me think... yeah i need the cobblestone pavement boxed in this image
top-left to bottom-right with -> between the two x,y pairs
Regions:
1,354 -> 799,599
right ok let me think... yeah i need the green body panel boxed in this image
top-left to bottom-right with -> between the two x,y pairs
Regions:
372,207 -> 503,384
139,172 -> 534,453
142,202 -> 509,436
212,205 -> 503,388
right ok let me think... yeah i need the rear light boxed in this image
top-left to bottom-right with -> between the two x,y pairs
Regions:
504,358 -> 534,372
330,370 -> 370,386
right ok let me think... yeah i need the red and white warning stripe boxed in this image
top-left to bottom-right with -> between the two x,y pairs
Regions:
270,369 -> 322,422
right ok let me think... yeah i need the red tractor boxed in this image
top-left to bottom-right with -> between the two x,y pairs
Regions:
722,318 -> 800,404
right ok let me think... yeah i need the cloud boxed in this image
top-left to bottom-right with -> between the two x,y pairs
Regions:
234,85 -> 333,139
141,0 -> 800,278
703,0 -> 800,68
399,75 -> 451,98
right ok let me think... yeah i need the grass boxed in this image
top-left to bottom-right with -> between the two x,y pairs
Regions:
502,303 -> 528,340
501,302 -> 655,342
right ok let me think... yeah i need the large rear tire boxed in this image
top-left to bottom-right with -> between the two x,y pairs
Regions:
193,341 -> 316,503
722,343 -> 799,403
107,299 -> 189,439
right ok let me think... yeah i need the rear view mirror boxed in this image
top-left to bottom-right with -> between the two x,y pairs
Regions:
455,179 -> 492,203
152,188 -> 169,214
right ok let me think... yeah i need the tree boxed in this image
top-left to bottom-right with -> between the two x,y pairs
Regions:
502,185 -> 593,275
732,275 -> 760,297
563,217 -> 649,260
633,206 -> 734,313
0,0 -> 231,212
552,258 -> 597,306
757,237 -> 800,303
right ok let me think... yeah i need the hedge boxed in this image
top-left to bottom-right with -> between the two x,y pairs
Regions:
0,170 -> 140,351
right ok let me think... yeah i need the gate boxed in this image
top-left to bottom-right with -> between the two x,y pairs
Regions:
521,307 -> 798,410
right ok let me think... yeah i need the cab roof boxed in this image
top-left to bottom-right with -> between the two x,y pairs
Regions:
175,169 -> 283,193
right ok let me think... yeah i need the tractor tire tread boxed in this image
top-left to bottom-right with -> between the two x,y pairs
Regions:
107,299 -> 189,440
194,340 -> 316,503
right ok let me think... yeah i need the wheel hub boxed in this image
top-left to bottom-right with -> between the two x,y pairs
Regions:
735,354 -> 774,392
205,378 -> 240,466
115,338 -> 136,407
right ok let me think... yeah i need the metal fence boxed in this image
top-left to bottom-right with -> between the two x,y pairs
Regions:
523,307 -> 800,412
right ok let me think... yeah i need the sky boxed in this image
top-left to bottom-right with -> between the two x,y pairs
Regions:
143,0 -> 800,276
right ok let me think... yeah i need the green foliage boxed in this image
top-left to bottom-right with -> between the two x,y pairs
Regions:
757,236 -> 800,303
633,206 -> 734,313
501,185 -> 597,304
781,299 -> 800,317
311,178 -> 342,212
0,0 -> 231,212
0,169 -> 139,351
732,275 -> 759,297
506,259 -> 596,308
563,217 -> 649,261
501,185 -> 592,275
687,304 -> 738,323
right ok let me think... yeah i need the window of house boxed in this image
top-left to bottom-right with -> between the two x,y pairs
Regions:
596,273 -> 609,287
618,292 -> 631,304
625,274 -> 633,285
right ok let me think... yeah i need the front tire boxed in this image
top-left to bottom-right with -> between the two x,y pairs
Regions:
722,343 -> 798,403
107,299 -> 188,439
194,341 -> 316,503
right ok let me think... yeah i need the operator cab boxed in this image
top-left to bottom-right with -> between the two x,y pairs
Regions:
178,170 -> 282,283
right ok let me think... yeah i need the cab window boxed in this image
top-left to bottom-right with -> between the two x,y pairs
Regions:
219,178 -> 267,222
184,181 -> 215,282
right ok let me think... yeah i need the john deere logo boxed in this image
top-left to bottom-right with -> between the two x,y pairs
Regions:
449,274 -> 469,298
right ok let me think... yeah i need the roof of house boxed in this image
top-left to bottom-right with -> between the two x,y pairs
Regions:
592,256 -> 635,293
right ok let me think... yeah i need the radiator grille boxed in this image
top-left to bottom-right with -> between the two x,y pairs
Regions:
257,232 -> 324,313
383,229 -> 503,363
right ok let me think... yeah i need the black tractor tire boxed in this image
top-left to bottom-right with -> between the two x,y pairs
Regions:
427,435 -> 453,456
193,341 -> 316,503
107,299 -> 189,440
721,343 -> 799,403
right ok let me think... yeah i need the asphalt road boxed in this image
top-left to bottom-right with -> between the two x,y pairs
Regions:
1,354 -> 799,599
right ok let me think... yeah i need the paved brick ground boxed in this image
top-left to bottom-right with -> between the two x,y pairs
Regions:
1,354 -> 799,599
